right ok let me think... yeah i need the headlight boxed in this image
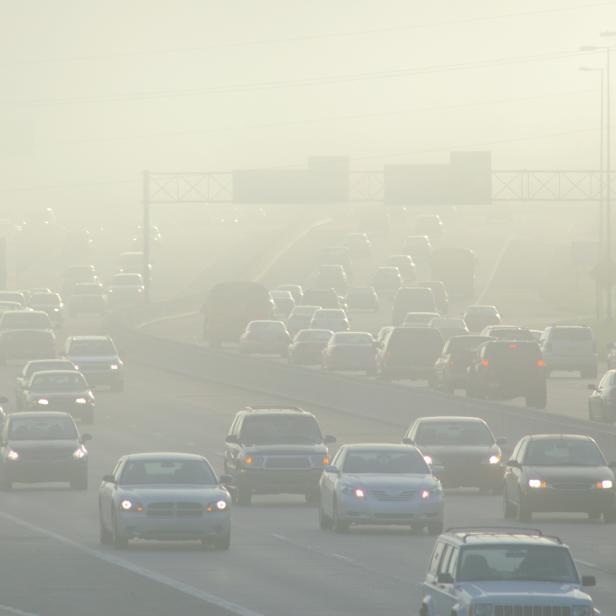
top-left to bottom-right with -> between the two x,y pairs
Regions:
424,455 -> 433,465
208,500 -> 229,512
488,455 -> 501,465
354,488 -> 365,499
120,499 -> 133,510
73,364 -> 80,370
472,605 -> 494,616
37,398 -> 49,405
528,479 -> 547,489
75,397 -> 87,404
120,499 -> 144,512
72,447 -> 87,459
421,489 -> 431,500
110,363 -> 119,370
7,449 -> 19,461
596,480 -> 613,489
572,607 -> 593,616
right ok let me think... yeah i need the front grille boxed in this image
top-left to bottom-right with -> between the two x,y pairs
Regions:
264,457 -> 311,469
373,489 -> 416,502
551,481 -> 591,490
146,502 -> 204,517
494,606 -> 572,616
17,448 -> 74,461
79,362 -> 110,371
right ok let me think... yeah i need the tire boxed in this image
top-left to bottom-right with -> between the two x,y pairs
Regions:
212,530 -> 231,550
517,495 -> 532,522
112,513 -> 128,549
319,503 -> 333,530
236,485 -> 252,507
70,473 -> 88,491
332,500 -> 349,533
503,493 -> 516,519
427,520 -> 444,536
525,386 -> 547,409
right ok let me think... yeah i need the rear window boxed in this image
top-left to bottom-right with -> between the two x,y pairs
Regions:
550,327 -> 593,341
416,421 -> 493,446
69,339 -> 116,355
240,414 -> 322,445
30,294 -> 60,306
333,333 -> 372,345
295,330 -> 332,342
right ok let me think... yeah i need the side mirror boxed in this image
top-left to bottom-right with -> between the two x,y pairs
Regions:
324,435 -> 336,444
102,474 -> 115,483
219,474 -> 232,485
225,435 -> 239,444
581,575 -> 596,587
81,433 -> 92,443
496,437 -> 507,446
402,437 -> 414,445
324,465 -> 339,474
507,459 -> 521,468
437,572 -> 454,584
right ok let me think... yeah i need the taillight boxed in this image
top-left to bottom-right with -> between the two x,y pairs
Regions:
481,359 -> 489,367
537,359 -> 545,368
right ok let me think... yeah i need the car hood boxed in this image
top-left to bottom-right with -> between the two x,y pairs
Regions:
116,485 -> 228,502
418,444 -> 500,458
26,390 -> 90,399
523,465 -> 613,480
458,581 -> 591,603
9,439 -> 79,451
340,474 -> 436,488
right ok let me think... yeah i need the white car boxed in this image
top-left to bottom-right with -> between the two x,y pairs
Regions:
310,308 -> 350,332
63,335 -> 124,391
421,528 -> 597,616
270,289 -> 295,319
107,273 -> 145,306
319,443 -> 444,534
239,320 -> 290,355
98,452 -> 231,550
287,305 -> 321,336
540,325 -> 597,378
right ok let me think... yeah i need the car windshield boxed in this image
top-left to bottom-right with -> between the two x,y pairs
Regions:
1,313 -> 50,329
457,545 -> 578,583
30,372 -> 87,392
0,293 -> 24,304
550,327 -> 592,341
69,340 -> 116,355
524,439 -> 606,466
119,459 -> 216,485
25,362 -> 74,379
9,416 -> 78,441
240,415 -> 322,445
415,421 -> 493,446
291,306 -> 319,317
30,294 -> 60,306
296,330 -> 331,342
342,450 -> 429,474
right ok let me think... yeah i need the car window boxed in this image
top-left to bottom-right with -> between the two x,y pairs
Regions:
428,541 -> 446,577
69,339 -> 116,355
30,372 -> 87,392
119,459 -> 216,485
9,415 -> 78,440
342,450 -> 429,474
439,544 -> 454,575
524,439 -> 605,466
333,333 -> 373,345
240,415 -> 322,445
446,547 -> 459,577
295,330 -> 331,342
415,421 -> 493,446
1,312 -> 50,329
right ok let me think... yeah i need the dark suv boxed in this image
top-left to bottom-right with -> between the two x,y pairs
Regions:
466,340 -> 547,408
223,407 -> 335,506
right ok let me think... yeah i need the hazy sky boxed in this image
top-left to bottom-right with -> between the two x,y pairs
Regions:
1,0 -> 615,217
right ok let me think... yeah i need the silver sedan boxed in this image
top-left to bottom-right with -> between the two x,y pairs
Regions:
98,452 -> 231,549
318,444 -> 444,534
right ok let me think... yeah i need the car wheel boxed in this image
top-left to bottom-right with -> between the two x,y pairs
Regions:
318,503 -> 333,530
332,500 -> 349,534
236,485 -> 252,507
112,513 -> 128,549
517,495 -> 532,522
212,530 -> 231,551
503,493 -> 516,519
427,520 -> 444,536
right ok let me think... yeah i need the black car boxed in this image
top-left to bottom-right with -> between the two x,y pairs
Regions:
0,411 -> 91,490
288,329 -> 333,365
377,326 -> 443,382
402,416 -> 506,492
466,340 -> 547,408
503,434 -> 616,522
431,335 -> 493,393
392,287 -> 437,325
588,369 -> 616,423
223,407 -> 335,506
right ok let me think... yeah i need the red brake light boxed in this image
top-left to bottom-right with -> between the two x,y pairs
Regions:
481,359 -> 489,367
537,359 -> 545,367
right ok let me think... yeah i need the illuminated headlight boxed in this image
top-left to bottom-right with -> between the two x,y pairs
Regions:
72,447 -> 87,459
73,364 -> 80,370
7,449 -> 19,461
423,455 -> 433,465
596,480 -> 614,489
120,499 -> 144,513
37,398 -> 49,405
75,397 -> 87,404
208,499 -> 228,512
353,488 -> 365,499
421,489 -> 431,500
120,499 -> 133,510
528,479 -> 547,489
110,363 -> 119,370
471,605 -> 494,616
572,607 -> 593,616
488,455 -> 501,465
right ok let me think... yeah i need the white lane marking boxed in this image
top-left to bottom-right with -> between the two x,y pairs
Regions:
0,512 -> 264,616
0,605 -> 41,616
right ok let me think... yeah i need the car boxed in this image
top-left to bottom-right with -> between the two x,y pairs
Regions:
588,369 -> 616,422
463,304 -> 501,332
319,443 -> 444,534
239,320 -> 291,355
540,325 -> 598,378
68,282 -> 107,316
317,264 -> 348,291
15,359 -> 79,409
430,247 -> 476,298
310,308 -> 350,332
466,340 -> 547,408
0,301 -> 24,315
402,311 -> 441,327
0,412 -> 91,490
392,287 -> 437,325
270,290 -> 295,319
345,232 -> 372,257
276,284 -> 303,303
372,266 -> 402,299
19,370 -> 95,423
288,329 -> 333,365
62,265 -> 99,297
107,273 -> 145,306
415,281 -> 448,314
415,214 -> 444,239
421,528 -> 597,616
319,247 -> 354,280
403,235 -> 432,263
345,287 -> 379,312
428,317 -> 468,341
321,332 -> 377,374
403,416 -> 506,492
63,335 -> 124,391
118,251 -> 151,279
377,327 -> 443,382
431,334 -> 492,393
0,309 -> 53,334
503,434 -> 616,522
223,406 -> 335,505
301,288 -> 345,310
0,329 -> 56,364
28,292 -> 64,327
286,305 -> 321,336
0,291 -> 26,308
481,325 -> 535,341
99,452 -> 231,549
384,254 -> 417,283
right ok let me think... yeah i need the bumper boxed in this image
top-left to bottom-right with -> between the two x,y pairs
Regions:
117,512 -> 230,541
526,489 -> 615,512
237,468 -> 323,494
5,459 -> 86,483
338,495 -> 444,525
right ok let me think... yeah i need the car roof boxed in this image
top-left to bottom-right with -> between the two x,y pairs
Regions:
30,369 -> 84,377
443,529 -> 564,546
68,335 -> 112,341
239,406 -> 313,416
9,411 -> 74,420
416,416 -> 487,424
525,433 -> 594,441
124,452 -> 205,461
343,443 -> 420,451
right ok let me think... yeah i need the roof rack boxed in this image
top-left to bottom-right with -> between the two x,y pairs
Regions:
445,527 -> 562,544
244,406 -> 305,413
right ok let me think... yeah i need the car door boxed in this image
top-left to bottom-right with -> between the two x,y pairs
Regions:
321,448 -> 345,517
423,540 -> 450,615
224,416 -> 244,476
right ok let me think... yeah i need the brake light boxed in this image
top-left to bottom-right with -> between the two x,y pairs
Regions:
536,359 -> 545,368
481,359 -> 489,367
509,343 -> 518,349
